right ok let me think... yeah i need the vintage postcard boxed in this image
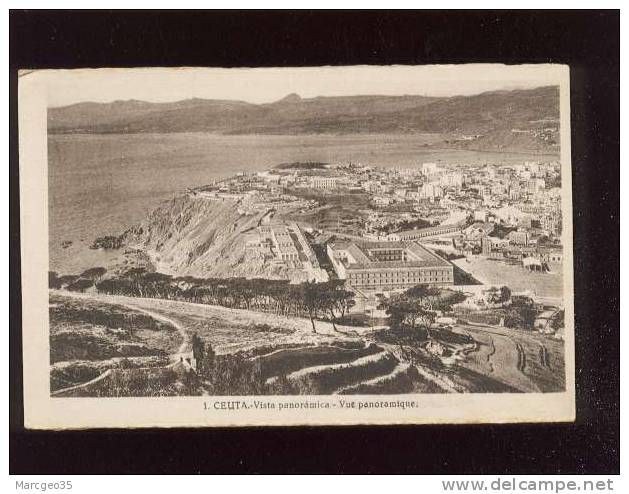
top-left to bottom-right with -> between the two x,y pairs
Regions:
19,64 -> 575,428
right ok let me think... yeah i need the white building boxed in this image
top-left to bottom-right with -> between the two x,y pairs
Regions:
310,176 -> 339,190
440,172 -> 465,188
525,161 -> 541,175
393,188 -> 408,198
421,162 -> 439,175
508,186 -> 521,200
420,182 -> 443,199
373,195 -> 393,206
474,210 -> 489,222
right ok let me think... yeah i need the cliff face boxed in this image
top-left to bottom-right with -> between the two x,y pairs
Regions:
124,194 -> 301,280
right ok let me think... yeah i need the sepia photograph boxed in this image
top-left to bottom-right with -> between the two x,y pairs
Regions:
19,63 -> 575,427
10,8 -> 620,480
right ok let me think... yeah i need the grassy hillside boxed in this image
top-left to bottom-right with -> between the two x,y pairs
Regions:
49,293 -> 181,391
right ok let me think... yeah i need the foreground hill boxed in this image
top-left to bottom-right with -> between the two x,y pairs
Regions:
50,291 -> 564,396
48,86 -> 560,152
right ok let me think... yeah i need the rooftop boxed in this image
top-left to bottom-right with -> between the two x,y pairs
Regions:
329,240 -> 451,270
394,221 -> 466,237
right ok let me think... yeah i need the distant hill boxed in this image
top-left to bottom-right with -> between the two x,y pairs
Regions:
274,162 -> 329,170
48,86 -> 560,151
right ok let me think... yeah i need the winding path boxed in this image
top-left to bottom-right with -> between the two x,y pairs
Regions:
50,291 -> 192,396
113,299 -> 191,360
51,369 -> 113,397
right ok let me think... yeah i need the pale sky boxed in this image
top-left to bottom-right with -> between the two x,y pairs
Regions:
21,64 -> 567,108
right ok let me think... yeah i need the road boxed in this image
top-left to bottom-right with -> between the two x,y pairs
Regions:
449,323 -> 564,393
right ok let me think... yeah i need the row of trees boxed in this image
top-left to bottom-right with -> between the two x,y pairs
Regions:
51,266 -> 472,338
52,268 -> 536,336
49,268 -> 107,292
51,267 -> 356,333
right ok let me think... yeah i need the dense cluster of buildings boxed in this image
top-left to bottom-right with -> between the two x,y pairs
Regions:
193,158 -> 563,296
247,223 -> 314,263
245,222 -> 329,282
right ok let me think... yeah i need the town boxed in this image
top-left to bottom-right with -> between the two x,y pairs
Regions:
185,159 -> 563,329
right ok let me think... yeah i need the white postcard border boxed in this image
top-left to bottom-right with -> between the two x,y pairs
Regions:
19,65 -> 576,429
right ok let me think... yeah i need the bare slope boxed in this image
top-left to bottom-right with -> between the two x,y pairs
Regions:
122,194 -> 305,280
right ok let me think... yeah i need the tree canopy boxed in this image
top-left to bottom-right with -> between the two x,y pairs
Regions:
378,285 -> 466,338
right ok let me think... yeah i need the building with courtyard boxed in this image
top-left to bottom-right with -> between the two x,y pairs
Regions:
327,240 -> 454,292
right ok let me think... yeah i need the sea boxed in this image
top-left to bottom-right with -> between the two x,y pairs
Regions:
48,132 -> 558,274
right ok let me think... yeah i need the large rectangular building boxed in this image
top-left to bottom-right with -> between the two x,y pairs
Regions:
387,222 -> 465,241
310,176 -> 339,189
327,240 -> 454,291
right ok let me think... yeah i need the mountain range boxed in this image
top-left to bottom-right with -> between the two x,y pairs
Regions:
48,86 -> 560,151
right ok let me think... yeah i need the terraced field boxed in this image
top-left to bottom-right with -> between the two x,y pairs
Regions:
449,324 -> 565,392
255,341 -> 445,395
49,293 -> 182,393
51,292 -> 566,397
